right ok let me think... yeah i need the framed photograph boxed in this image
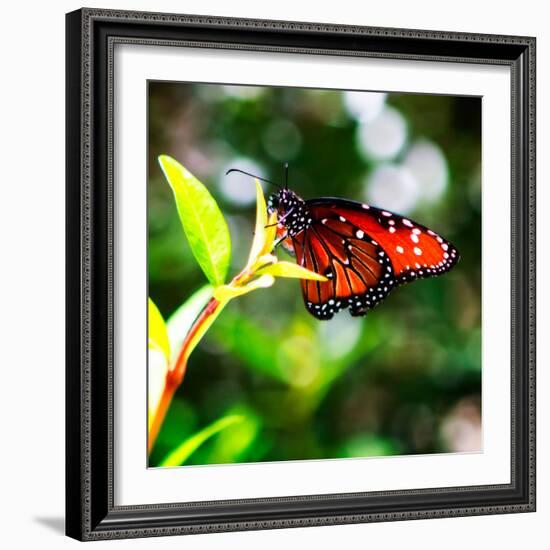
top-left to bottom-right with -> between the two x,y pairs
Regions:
65,8 -> 536,541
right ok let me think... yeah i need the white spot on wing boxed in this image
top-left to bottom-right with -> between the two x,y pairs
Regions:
414,247 -> 422,256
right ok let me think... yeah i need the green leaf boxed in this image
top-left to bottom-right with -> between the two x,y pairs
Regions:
257,261 -> 328,281
148,298 -> 170,363
148,400 -> 198,467
246,180 -> 268,267
201,406 -> 261,464
166,285 -> 214,360
159,415 -> 245,467
213,274 -> 275,301
159,155 -> 231,286
246,180 -> 277,266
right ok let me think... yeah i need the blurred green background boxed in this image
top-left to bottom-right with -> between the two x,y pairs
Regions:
148,82 -> 481,467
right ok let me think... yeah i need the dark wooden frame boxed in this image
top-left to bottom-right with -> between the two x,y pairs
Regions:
66,7 -> 536,541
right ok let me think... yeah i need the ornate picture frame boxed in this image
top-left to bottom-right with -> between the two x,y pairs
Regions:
65,8 -> 536,541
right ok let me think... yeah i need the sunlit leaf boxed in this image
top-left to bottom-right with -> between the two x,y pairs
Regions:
257,261 -> 328,281
148,348 -> 169,434
148,298 -> 170,363
159,415 -> 245,467
166,285 -> 213,360
159,155 -> 231,286
246,180 -> 269,267
213,274 -> 275,301
264,212 -> 278,255
202,406 -> 261,464
149,399 -> 198,467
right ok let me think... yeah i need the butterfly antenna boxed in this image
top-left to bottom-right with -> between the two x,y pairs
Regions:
284,162 -> 289,190
225,168 -> 281,189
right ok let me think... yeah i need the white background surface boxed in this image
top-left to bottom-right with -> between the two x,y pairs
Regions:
0,0 -> 545,548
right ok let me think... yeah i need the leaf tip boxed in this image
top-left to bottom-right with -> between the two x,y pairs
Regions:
157,154 -> 172,169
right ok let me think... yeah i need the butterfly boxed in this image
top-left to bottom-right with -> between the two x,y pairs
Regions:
228,167 -> 460,320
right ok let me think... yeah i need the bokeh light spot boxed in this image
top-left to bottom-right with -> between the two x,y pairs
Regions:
356,106 -> 407,161
440,398 -> 482,452
366,164 -> 420,214
220,158 -> 266,206
403,139 -> 448,202
319,314 -> 362,360
261,119 -> 302,161
344,91 -> 387,123
222,85 -> 264,100
278,335 -> 320,388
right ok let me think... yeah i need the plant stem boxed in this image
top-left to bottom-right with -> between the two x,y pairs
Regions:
148,296 -> 226,454
147,253 -> 286,454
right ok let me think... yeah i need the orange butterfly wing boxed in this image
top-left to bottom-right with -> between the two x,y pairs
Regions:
289,199 -> 459,320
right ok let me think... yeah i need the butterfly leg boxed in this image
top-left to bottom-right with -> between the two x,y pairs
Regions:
265,207 -> 294,229
273,232 -> 289,249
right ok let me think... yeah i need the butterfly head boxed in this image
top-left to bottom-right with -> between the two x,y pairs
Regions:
268,189 -> 311,236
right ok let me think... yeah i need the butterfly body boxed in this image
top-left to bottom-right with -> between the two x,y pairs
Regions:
268,188 -> 459,320
267,188 -> 313,237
